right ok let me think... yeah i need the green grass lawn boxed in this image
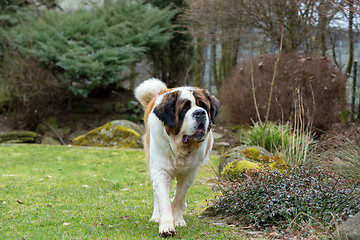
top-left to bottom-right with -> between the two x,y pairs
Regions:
0,144 -> 242,239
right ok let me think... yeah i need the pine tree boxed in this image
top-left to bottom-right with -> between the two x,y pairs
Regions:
10,0 -> 175,97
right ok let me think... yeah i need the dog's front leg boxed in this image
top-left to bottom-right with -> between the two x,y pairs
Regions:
172,170 -> 198,227
149,191 -> 160,223
151,170 -> 175,237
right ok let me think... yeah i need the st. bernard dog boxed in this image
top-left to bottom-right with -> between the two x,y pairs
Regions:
134,78 -> 220,237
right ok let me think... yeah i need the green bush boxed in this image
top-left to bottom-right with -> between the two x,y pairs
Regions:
10,0 -> 175,96
205,166 -> 360,233
0,1 -> 40,29
242,121 -> 317,167
242,121 -> 291,153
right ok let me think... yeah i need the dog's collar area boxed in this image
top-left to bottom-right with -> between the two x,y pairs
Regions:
168,142 -> 176,156
168,140 -> 192,159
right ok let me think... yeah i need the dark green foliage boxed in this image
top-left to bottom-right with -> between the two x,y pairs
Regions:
205,166 -> 360,231
10,0 -> 175,96
0,0 -> 36,28
126,100 -> 142,122
148,0 -> 194,87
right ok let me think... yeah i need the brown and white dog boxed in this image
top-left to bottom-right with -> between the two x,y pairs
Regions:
134,78 -> 220,237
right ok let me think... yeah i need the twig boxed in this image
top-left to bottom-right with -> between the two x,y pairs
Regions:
42,121 -> 66,145
264,3 -> 285,125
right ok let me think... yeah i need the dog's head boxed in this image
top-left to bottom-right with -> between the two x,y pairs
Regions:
153,88 -> 220,144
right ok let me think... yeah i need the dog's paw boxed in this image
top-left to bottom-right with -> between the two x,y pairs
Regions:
149,216 -> 160,223
174,219 -> 186,227
159,222 -> 176,238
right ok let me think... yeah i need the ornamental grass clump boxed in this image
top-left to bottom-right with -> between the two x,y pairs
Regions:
242,121 -> 291,153
242,121 -> 317,167
205,166 -> 360,232
333,138 -> 360,182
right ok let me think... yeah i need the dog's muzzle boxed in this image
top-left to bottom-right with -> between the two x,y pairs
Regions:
182,109 -> 207,144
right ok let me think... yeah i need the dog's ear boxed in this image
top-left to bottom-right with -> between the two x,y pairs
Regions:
153,91 -> 178,128
206,92 -> 220,124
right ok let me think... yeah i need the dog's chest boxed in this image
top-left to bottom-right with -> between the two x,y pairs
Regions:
168,147 -> 206,174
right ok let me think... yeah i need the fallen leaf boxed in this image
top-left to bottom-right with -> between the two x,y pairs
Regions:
269,231 -> 279,237
16,200 -> 23,204
63,222 -> 70,226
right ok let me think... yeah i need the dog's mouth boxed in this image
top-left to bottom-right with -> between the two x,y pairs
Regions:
182,123 -> 206,144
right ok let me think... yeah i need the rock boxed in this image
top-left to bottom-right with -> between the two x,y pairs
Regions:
72,121 -> 142,148
0,131 -> 37,143
213,132 -> 224,140
336,212 -> 360,240
222,160 -> 262,181
68,130 -> 88,141
41,136 -> 61,145
212,141 -> 231,155
45,127 -> 71,139
110,120 -> 145,136
219,145 -> 273,176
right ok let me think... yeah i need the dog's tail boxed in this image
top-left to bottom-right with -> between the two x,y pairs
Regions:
134,78 -> 167,108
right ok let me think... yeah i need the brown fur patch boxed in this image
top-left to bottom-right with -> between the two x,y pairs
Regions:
206,131 -> 213,156
193,89 -> 213,126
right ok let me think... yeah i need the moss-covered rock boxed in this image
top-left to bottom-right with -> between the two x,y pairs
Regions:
41,136 -> 61,145
72,122 -> 142,148
0,131 -> 37,143
219,145 -> 273,175
222,160 -> 262,181
110,120 -> 145,136
219,145 -> 289,178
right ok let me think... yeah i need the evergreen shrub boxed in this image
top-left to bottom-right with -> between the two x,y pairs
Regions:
10,0 -> 175,96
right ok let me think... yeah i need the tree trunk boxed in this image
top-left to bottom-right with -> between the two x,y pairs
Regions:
211,32 -> 221,93
346,0 -> 354,76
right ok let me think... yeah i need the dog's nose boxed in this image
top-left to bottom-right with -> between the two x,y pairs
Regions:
193,109 -> 206,118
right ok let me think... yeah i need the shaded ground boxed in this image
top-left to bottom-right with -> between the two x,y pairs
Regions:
318,121 -> 360,150
0,115 -> 12,134
1,88 -> 360,149
0,89 -> 137,143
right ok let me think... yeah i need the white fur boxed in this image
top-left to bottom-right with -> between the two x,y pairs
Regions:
135,79 -> 214,237
134,78 -> 167,108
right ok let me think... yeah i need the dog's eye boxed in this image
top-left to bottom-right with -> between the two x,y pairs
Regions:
181,101 -> 191,113
182,105 -> 190,112
198,101 -> 208,112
